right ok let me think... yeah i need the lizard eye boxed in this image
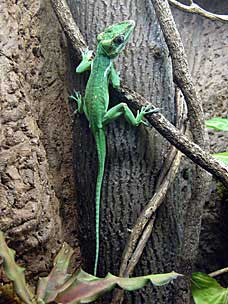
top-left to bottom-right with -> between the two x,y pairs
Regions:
113,35 -> 125,45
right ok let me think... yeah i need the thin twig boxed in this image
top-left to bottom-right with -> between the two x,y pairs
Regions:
126,150 -> 183,276
156,88 -> 185,186
169,0 -> 228,23
209,267 -> 228,278
120,149 -> 182,275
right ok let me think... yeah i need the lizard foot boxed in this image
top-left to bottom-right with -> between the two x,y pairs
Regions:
69,90 -> 82,114
136,105 -> 160,126
141,105 -> 160,115
81,47 -> 94,61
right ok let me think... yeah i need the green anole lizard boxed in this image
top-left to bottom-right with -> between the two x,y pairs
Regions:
71,20 -> 159,275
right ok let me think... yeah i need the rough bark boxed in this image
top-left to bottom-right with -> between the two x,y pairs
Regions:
0,0 -> 79,281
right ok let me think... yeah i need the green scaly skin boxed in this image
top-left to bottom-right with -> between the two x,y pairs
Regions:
70,20 -> 159,275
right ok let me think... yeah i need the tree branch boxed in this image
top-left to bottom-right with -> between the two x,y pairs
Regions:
151,0 -> 206,147
209,267 -> 228,278
50,0 -> 228,188
50,0 -> 86,57
169,0 -> 228,23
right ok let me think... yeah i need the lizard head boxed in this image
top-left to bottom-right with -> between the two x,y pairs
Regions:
97,20 -> 135,58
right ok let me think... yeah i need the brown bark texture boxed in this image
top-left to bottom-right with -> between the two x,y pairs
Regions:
0,0 -> 79,282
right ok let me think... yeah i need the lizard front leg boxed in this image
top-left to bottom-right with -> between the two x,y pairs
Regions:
102,103 -> 159,126
110,64 -> 120,88
76,48 -> 93,73
70,49 -> 92,114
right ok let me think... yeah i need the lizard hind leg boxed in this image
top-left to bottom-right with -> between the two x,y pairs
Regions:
69,90 -> 84,114
102,102 -> 159,127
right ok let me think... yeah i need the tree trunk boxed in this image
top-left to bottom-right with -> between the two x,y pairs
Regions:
68,0 -> 205,303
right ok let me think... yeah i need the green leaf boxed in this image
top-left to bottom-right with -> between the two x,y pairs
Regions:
191,272 -> 228,304
205,118 -> 228,131
116,272 -> 181,290
213,152 -> 228,165
0,231 -> 36,304
36,242 -> 74,303
55,269 -> 182,304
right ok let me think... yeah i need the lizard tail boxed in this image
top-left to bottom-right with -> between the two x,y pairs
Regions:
94,128 -> 106,276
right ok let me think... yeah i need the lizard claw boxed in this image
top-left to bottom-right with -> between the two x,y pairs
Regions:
69,90 -> 81,101
141,120 -> 150,127
69,90 -> 82,114
142,105 -> 160,115
82,47 -> 94,61
150,107 -> 160,113
136,105 -> 159,126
